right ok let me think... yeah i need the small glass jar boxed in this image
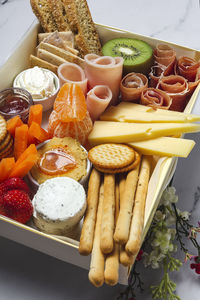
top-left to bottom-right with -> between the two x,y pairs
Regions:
0,87 -> 33,122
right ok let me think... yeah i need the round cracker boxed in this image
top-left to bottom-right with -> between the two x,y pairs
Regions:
0,132 -> 12,152
95,151 -> 141,174
88,144 -> 135,169
0,115 -> 7,143
0,137 -> 14,159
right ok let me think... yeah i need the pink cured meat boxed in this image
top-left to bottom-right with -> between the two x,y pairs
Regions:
141,88 -> 172,110
84,54 -> 123,105
86,85 -> 112,121
120,72 -> 148,102
57,62 -> 88,95
154,44 -> 176,67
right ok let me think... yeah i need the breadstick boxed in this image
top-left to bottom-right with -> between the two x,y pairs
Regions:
100,174 -> 115,254
79,168 -> 101,255
120,245 -> 135,266
114,164 -> 140,244
104,182 -> 120,285
119,173 -> 126,199
126,156 -> 151,255
118,174 -> 134,266
88,184 -> 105,287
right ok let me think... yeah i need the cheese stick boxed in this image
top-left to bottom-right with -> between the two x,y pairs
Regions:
100,174 -> 115,254
104,181 -> 120,285
79,168 -> 101,255
88,184 -> 105,287
114,165 -> 140,244
126,156 -> 151,255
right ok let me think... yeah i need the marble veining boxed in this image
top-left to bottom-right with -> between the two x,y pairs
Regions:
0,0 -> 200,299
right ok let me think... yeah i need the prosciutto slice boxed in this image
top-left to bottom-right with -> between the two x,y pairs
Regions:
86,85 -> 112,121
57,62 -> 88,95
84,54 -> 123,105
176,56 -> 200,94
149,64 -> 166,88
157,75 -> 189,112
120,72 -> 148,102
140,88 -> 172,110
154,44 -> 176,67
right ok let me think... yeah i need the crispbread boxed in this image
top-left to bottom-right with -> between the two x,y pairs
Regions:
38,31 -> 74,48
88,144 -> 135,170
37,48 -> 67,66
48,0 -> 70,31
30,0 -> 58,32
38,42 -> 84,67
30,55 -> 58,74
94,151 -> 141,174
0,115 -> 7,143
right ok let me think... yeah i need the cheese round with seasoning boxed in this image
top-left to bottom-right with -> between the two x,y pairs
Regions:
32,177 -> 86,235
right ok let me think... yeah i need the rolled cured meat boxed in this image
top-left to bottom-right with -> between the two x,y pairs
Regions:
154,44 -> 176,67
177,56 -> 200,82
57,62 -> 88,95
86,85 -> 112,121
140,88 -> 172,110
120,72 -> 148,102
149,64 -> 166,88
176,56 -> 200,94
157,75 -> 189,112
84,54 -> 123,105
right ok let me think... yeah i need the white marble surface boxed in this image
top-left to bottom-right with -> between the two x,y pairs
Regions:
0,0 -> 200,299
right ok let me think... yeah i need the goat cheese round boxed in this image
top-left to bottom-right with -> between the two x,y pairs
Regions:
32,177 -> 86,235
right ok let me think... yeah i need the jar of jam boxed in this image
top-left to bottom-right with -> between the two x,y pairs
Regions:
0,87 -> 33,122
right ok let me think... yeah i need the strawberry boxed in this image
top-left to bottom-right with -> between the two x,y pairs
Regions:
0,189 -> 33,224
0,177 -> 30,196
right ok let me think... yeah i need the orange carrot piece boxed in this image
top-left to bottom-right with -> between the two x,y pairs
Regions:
14,144 -> 37,169
0,157 -> 15,182
9,153 -> 38,178
7,116 -> 23,137
27,127 -> 37,145
28,121 -> 49,143
14,124 -> 29,160
28,104 -> 43,127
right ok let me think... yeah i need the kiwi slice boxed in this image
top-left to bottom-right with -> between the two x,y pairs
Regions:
102,38 -> 153,75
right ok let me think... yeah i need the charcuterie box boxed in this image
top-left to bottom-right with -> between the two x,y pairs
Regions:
0,20 -> 199,285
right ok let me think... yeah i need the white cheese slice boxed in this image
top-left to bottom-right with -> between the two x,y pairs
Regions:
88,121 -> 200,145
100,102 -> 200,123
128,137 -> 195,157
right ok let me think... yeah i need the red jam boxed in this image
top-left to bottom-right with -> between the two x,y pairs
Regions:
0,96 -> 29,114
39,147 -> 77,175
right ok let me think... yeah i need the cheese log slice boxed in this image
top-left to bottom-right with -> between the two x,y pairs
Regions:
128,137 -> 195,157
100,102 -> 200,123
88,121 -> 200,145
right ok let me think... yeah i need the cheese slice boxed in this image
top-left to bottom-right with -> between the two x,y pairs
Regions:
128,137 -> 195,157
88,121 -> 200,145
100,102 -> 200,123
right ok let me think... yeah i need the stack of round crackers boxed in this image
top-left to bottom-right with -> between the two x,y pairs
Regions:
88,143 -> 140,173
0,115 -> 13,159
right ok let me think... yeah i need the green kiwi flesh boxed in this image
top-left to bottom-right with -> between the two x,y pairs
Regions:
102,38 -> 153,75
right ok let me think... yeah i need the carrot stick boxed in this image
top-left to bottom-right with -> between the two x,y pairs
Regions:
0,157 -> 15,181
14,124 -> 29,160
28,104 -> 43,127
7,116 -> 23,137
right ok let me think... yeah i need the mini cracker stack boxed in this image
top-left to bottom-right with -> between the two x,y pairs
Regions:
79,143 -> 151,286
0,115 -> 14,159
30,0 -> 102,70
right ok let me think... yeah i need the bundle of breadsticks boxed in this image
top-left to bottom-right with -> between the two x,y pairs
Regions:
79,147 -> 151,287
